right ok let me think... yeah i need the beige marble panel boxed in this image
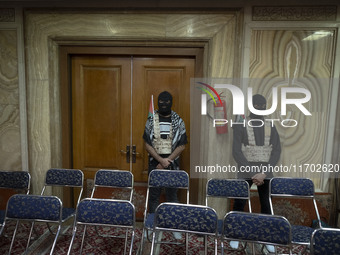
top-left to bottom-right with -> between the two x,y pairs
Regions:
249,30 -> 335,190
0,30 -> 19,104
24,11 -> 239,203
0,29 -> 22,171
0,104 -> 21,170
166,14 -> 234,38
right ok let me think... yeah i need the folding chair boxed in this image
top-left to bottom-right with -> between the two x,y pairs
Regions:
2,194 -> 63,255
151,202 -> 218,255
41,168 -> 84,234
310,228 -> 340,255
67,198 -> 136,255
91,169 -> 133,201
86,169 -> 133,238
222,211 -> 292,255
139,169 -> 189,254
0,171 -> 31,236
269,177 -> 321,252
205,178 -> 251,252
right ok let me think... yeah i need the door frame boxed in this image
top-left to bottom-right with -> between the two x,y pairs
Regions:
59,42 -> 205,204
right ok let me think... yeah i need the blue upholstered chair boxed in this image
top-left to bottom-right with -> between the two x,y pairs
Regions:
139,169 -> 189,254
41,168 -> 84,234
222,211 -> 292,255
269,177 -> 321,252
91,169 -> 133,201
87,169 -> 134,238
67,198 -> 136,255
205,178 -> 251,252
2,194 -> 63,255
151,202 -> 218,255
0,171 -> 31,236
310,228 -> 340,255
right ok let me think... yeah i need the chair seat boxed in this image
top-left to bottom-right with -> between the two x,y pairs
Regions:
144,213 -> 155,229
292,225 -> 315,244
62,207 -> 76,221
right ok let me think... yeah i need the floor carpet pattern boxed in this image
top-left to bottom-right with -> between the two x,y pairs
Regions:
0,221 -> 309,254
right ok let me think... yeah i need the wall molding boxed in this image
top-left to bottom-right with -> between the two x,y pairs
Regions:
253,6 -> 337,21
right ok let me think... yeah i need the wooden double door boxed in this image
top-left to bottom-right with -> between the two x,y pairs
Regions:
71,55 -> 194,184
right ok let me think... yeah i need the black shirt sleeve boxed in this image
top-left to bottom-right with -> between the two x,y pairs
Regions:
268,125 -> 281,167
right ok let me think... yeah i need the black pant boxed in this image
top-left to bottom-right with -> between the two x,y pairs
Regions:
147,157 -> 179,213
233,179 -> 271,214
148,186 -> 178,213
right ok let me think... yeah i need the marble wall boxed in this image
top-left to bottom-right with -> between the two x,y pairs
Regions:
0,29 -> 22,171
248,30 -> 335,190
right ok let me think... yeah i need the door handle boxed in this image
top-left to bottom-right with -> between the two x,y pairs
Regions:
132,145 -> 140,163
120,145 -> 130,163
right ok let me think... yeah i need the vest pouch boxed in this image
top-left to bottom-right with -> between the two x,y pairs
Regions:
241,144 -> 272,162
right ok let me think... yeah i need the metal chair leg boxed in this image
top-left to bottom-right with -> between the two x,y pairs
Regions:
49,225 -> 61,255
123,230 -> 128,255
79,225 -> 87,254
25,222 -> 35,251
67,225 -> 78,255
129,230 -> 135,255
8,220 -> 20,255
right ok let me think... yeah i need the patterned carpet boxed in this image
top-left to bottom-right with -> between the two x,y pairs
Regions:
0,221 -> 308,254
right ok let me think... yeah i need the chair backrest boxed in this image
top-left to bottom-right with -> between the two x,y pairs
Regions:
91,169 -> 133,201
76,198 -> 135,227
42,168 -> 84,206
206,178 -> 251,212
154,202 -> 218,235
0,171 -> 30,194
148,169 -> 189,189
6,194 -> 62,222
269,177 -> 321,227
270,177 -> 314,197
223,211 -> 291,247
147,169 -> 189,201
310,228 -> 340,255
44,168 -> 84,187
143,170 -> 189,224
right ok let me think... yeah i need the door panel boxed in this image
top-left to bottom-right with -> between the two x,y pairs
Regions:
72,57 -> 131,180
72,56 -> 194,185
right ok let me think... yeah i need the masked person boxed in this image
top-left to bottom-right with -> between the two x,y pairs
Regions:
231,94 -> 281,252
143,91 -> 188,214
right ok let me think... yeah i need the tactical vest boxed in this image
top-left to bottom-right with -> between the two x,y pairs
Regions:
241,121 -> 272,162
153,113 -> 173,154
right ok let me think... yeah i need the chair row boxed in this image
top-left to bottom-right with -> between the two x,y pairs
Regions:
0,168 -> 135,255
2,196 -> 339,255
206,178 -> 322,248
151,202 -> 340,255
1,169 -> 340,254
141,170 -> 339,255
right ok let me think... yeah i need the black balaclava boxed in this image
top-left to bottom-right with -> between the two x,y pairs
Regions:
158,91 -> 173,116
249,94 -> 266,119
